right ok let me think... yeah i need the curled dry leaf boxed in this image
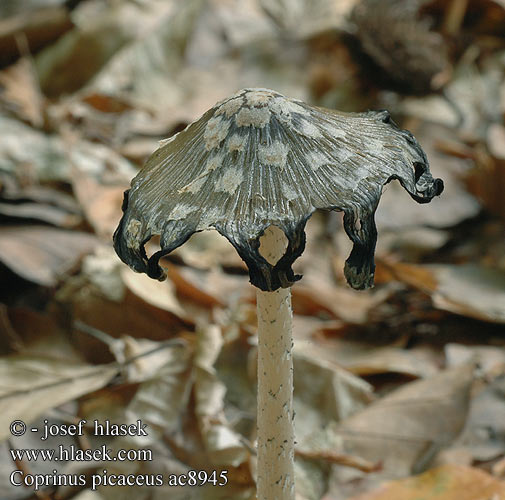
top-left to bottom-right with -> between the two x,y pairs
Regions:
293,282 -> 394,324
70,170 -> 128,240
298,338 -> 438,378
0,355 -> 118,442
194,324 -> 248,467
444,358 -> 505,462
0,4 -> 72,68
34,0 -> 174,97
0,169 -> 83,228
0,225 -> 98,286
293,345 -> 374,442
87,0 -> 204,115
350,0 -> 449,95
334,363 -> 474,477
262,0 -> 359,36
348,464 -> 505,500
57,248 -> 192,364
121,268 -> 188,321
0,57 -> 44,127
385,261 -> 505,324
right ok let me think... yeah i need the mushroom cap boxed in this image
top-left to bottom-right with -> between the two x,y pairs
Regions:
114,88 -> 443,291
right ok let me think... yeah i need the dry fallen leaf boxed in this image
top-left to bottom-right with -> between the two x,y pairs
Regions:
0,57 -> 44,126
293,346 -> 374,441
121,267 -> 188,321
335,363 -> 474,477
0,355 -> 118,442
348,464 -> 505,500
0,225 -> 98,286
57,248 -> 191,364
385,261 -> 505,324
194,324 -> 248,467
464,146 -> 505,221
259,0 -> 358,37
291,345 -> 375,499
0,306 -> 82,359
0,5 -> 72,68
445,343 -> 505,376
0,182 -> 83,229
488,123 -> 505,160
300,338 -> 439,378
293,283 -> 394,325
86,0 -> 203,114
34,0 -> 175,97
0,200 -> 81,228
70,170 -> 127,240
448,373 -> 505,462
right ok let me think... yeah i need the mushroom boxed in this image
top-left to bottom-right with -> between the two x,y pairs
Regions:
113,88 -> 443,500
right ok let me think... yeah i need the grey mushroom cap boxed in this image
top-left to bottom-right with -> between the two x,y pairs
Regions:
113,88 -> 443,292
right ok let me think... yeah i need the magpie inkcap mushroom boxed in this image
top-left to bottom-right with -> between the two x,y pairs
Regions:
113,88 -> 443,291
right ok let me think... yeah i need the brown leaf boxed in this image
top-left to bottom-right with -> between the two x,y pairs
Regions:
165,263 -> 226,309
293,283 -> 394,324
0,306 -> 82,359
68,161 -> 133,241
0,58 -> 44,126
348,464 -> 505,500
0,172 -> 83,228
0,201 -> 81,228
293,346 -> 374,440
488,124 -> 505,160
447,371 -> 505,462
0,6 -> 72,68
260,0 -> 358,37
295,448 -> 380,473
81,92 -> 133,113
0,225 -> 98,286
465,150 -> 505,220
0,355 -> 117,442
34,1 -> 163,97
57,248 -> 192,363
386,261 -> 505,324
336,363 -> 474,476
194,324 -> 248,466
121,267 -> 188,320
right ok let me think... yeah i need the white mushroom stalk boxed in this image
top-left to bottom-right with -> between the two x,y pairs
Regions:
257,226 -> 294,499
113,88 -> 443,499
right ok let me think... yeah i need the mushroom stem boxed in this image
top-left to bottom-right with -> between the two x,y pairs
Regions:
256,227 -> 295,500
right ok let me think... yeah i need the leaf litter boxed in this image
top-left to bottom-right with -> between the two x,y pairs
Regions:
0,0 -> 504,499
